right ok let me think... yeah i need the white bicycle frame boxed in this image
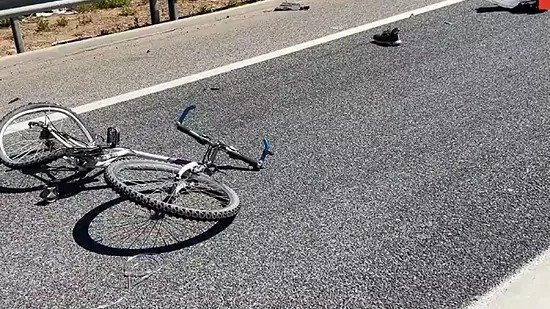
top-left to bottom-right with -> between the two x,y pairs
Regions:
35,113 -> 261,177
60,146 -> 204,179
87,148 -> 176,168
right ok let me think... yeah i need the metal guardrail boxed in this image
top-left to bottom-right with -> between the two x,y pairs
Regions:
0,0 -> 179,54
0,0 -> 89,14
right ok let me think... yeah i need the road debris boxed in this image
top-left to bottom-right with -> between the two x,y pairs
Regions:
52,36 -> 92,46
7,98 -> 20,105
92,253 -> 166,309
35,8 -> 76,17
203,86 -> 221,91
444,21 -> 453,25
123,253 -> 164,289
479,0 -> 547,12
95,296 -> 125,309
487,0 -> 521,8
274,2 -> 310,11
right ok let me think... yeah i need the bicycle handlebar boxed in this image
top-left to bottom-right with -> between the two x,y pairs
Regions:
225,147 -> 260,167
176,121 -> 210,146
176,105 -> 274,169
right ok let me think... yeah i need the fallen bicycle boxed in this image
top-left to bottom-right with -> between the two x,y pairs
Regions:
0,102 -> 274,221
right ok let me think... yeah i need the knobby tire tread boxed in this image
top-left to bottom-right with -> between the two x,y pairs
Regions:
104,159 -> 241,221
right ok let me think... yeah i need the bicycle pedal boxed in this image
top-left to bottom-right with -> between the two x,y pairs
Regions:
39,186 -> 59,202
106,127 -> 120,148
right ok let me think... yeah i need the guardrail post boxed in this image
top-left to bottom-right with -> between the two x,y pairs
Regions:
9,17 -> 25,54
149,0 -> 160,24
168,0 -> 178,21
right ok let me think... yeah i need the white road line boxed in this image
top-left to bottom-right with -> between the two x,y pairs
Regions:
464,247 -> 550,309
74,0 -> 468,114
6,0 -> 466,134
71,0 -> 466,115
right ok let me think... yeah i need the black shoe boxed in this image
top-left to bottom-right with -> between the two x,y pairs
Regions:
372,28 -> 402,46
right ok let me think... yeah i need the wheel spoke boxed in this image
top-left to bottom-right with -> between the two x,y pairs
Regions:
12,143 -> 42,162
160,219 -> 185,243
0,104 -> 94,167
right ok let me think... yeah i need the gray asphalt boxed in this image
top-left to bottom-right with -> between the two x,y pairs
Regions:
0,0 -> 54,10
0,0 -> 447,116
1,0 -> 550,308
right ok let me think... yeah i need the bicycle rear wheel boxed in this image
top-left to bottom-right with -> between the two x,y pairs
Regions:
0,103 -> 95,168
104,159 -> 240,221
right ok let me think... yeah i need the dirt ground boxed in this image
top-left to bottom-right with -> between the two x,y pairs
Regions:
0,0 -> 259,57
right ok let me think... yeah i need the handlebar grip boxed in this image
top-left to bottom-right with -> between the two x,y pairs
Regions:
178,105 -> 196,123
176,122 -> 209,145
226,148 -> 260,169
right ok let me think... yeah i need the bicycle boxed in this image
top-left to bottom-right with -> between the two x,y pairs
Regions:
0,102 -> 274,221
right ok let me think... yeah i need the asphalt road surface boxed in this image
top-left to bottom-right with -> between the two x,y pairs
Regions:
0,0 -> 55,10
0,0 -> 449,116
0,0 -> 549,308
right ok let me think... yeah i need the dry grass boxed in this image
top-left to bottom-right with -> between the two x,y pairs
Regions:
76,0 -> 132,11
0,0 -> 260,56
56,16 -> 69,27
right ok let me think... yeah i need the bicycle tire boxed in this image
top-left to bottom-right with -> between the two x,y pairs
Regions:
104,159 -> 241,221
0,103 -> 95,169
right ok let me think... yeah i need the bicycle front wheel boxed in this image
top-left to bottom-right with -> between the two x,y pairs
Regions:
0,103 -> 95,168
104,159 -> 240,221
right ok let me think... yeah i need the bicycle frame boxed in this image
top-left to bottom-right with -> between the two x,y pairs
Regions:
49,129 -> 266,175
28,120 -> 186,170
77,147 -> 187,169
2,103 -> 274,208
24,104 -> 272,176
67,142 -> 256,174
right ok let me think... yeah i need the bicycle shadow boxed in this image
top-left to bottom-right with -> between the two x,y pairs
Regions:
0,164 -> 108,205
72,197 -> 235,256
0,168 -> 45,194
2,161 -> 237,256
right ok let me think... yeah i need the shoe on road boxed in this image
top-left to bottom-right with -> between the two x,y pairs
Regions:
372,28 -> 402,46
